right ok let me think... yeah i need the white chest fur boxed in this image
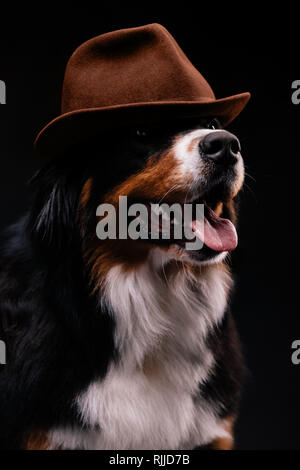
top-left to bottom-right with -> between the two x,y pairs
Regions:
49,254 -> 232,449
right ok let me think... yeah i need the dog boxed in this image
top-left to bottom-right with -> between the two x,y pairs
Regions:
0,115 -> 245,449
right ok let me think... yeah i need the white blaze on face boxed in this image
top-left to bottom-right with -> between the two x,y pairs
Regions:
173,128 -> 216,183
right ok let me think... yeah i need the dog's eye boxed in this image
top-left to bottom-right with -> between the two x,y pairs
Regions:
207,118 -> 221,130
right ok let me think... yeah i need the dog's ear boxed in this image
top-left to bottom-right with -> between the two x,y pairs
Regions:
28,157 -> 87,251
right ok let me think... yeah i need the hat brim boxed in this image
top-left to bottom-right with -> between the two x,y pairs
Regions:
34,92 -> 250,157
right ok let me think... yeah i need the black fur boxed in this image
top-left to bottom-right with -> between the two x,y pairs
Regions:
0,155 -> 116,449
200,309 -> 244,418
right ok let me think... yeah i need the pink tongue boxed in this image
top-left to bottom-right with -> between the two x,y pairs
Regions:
191,206 -> 238,252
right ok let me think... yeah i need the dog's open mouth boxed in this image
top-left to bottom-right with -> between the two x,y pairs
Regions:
190,201 -> 237,252
132,195 -> 237,253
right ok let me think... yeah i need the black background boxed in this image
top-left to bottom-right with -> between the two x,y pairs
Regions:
0,4 -> 299,449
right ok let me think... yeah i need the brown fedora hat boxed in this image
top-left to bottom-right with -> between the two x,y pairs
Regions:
34,23 -> 250,156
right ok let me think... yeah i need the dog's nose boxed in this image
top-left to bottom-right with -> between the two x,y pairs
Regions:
199,131 -> 241,165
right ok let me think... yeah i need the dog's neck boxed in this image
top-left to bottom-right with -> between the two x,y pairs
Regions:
100,249 -> 232,369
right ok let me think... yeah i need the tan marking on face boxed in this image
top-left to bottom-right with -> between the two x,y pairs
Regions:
83,149 -> 196,287
187,136 -> 201,153
105,150 -> 194,207
213,202 -> 223,216
224,198 -> 237,226
81,132 -> 241,287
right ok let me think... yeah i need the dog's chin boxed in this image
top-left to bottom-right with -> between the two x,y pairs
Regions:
158,242 -> 229,266
183,245 -> 229,266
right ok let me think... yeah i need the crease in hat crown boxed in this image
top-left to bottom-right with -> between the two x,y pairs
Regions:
34,23 -> 250,156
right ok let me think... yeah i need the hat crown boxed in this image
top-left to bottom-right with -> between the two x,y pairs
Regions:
61,23 -> 215,114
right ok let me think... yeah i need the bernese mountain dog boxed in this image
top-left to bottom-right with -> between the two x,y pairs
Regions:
0,116 -> 245,450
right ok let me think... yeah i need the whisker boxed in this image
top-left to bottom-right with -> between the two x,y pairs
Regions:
244,169 -> 257,183
242,182 -> 258,203
244,173 -> 257,183
238,135 -> 251,144
184,187 -> 193,205
157,183 -> 181,205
